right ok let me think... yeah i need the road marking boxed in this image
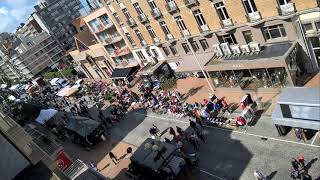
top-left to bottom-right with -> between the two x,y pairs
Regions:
135,113 -> 320,148
311,132 -> 319,145
200,169 -> 227,180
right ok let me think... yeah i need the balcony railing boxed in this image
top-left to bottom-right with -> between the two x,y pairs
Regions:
111,47 -> 131,57
140,40 -> 147,46
181,29 -> 190,37
222,18 -> 233,28
184,0 -> 198,7
101,20 -> 114,29
138,13 -> 148,23
166,1 -> 178,13
247,11 -> 262,22
166,33 -> 174,40
279,3 -> 296,16
105,36 -> 123,45
151,8 -> 162,19
200,24 -> 210,32
127,18 -> 137,27
153,37 -> 160,43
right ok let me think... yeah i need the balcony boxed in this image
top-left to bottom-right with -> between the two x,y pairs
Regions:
166,33 -> 174,40
166,1 -> 179,13
140,40 -> 147,46
200,24 -> 210,32
248,11 -> 262,22
151,8 -> 162,19
138,13 -> 148,23
104,36 -> 123,45
101,20 -> 114,29
279,3 -> 296,16
94,22 -> 114,33
111,47 -> 131,57
127,18 -> 137,27
181,29 -> 190,37
184,0 -> 198,7
222,18 -> 233,28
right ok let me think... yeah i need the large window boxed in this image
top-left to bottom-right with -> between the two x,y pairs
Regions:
169,45 -> 177,55
214,2 -> 229,20
243,0 -> 257,13
182,43 -> 191,54
190,41 -> 199,52
148,0 -> 158,9
146,25 -> 157,38
162,47 -> 170,56
278,0 -> 292,5
218,34 -> 238,45
159,21 -> 170,35
193,9 -> 207,26
136,51 -> 146,60
88,19 -> 100,32
262,24 -> 287,40
133,3 -> 144,15
303,23 -> 313,33
151,49 -> 159,57
174,16 -> 187,31
125,33 -> 135,45
199,39 -> 209,51
113,13 -> 122,24
122,8 -> 132,19
134,29 -> 144,42
310,37 -> 320,65
243,30 -> 253,43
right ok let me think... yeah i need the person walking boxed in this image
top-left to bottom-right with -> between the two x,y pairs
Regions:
189,119 -> 199,131
109,152 -> 118,165
253,170 -> 266,180
195,129 -> 206,143
189,133 -> 199,151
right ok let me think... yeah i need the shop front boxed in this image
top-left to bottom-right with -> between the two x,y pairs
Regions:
137,61 -> 174,85
205,41 -> 308,91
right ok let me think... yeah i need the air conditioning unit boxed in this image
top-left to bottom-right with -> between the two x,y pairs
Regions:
213,44 -> 223,57
220,42 -> 232,56
230,45 -> 241,55
240,44 -> 251,54
249,42 -> 261,53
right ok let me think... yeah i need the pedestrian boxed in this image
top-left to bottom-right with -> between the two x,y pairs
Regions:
291,158 -> 300,171
253,170 -> 266,180
169,127 -> 176,137
195,129 -> 205,143
189,119 -> 198,131
295,128 -> 306,142
297,154 -> 305,168
176,126 -> 184,137
109,152 -> 118,165
189,135 -> 199,151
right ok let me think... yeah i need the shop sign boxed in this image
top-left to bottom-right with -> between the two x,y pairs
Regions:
55,149 -> 73,171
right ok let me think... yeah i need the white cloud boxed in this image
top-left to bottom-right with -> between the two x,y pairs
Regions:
0,0 -> 38,32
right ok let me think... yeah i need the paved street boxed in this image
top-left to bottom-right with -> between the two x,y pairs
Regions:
106,109 -> 320,180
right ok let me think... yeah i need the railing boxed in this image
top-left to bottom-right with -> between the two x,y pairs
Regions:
278,3 -> 296,16
221,18 -> 233,28
247,11 -> 262,22
105,36 -> 123,45
127,18 -> 137,27
166,33 -> 174,40
111,47 -> 131,57
184,0 -> 198,6
101,20 -> 113,29
151,8 -> 162,18
166,1 -> 178,12
138,13 -> 148,23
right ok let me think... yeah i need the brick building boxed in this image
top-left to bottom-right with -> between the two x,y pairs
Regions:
84,0 -> 319,90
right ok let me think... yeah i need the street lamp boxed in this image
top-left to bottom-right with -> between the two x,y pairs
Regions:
182,32 -> 215,94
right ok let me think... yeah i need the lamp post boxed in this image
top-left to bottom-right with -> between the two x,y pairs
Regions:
182,32 -> 215,94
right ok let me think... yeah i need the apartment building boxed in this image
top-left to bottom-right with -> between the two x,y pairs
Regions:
32,0 -> 83,51
99,0 -> 319,90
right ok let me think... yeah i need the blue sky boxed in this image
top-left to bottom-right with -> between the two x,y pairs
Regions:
0,0 -> 88,33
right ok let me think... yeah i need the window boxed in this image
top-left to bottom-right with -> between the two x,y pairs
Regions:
218,34 -> 238,45
190,41 -> 199,52
169,45 -> 177,55
193,9 -> 207,26
174,16 -> 187,31
199,39 -> 209,51
262,24 -> 287,40
303,23 -> 313,32
214,2 -> 229,20
133,3 -> 144,15
182,43 -> 191,54
88,19 -> 100,32
113,13 -> 122,24
148,0 -> 158,9
125,33 -> 135,45
243,0 -> 257,13
243,30 -> 253,43
136,51 -> 146,60
278,0 -> 291,5
122,8 -> 132,19
159,21 -> 170,35
162,47 -> 170,56
146,25 -> 157,38
316,22 -> 320,31
151,49 -> 159,57
135,29 -> 144,42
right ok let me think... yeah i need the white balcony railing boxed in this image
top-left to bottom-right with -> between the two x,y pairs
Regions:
200,24 -> 209,32
280,3 -> 295,15
166,33 -> 174,40
182,29 -> 190,36
248,11 -> 262,22
153,37 -> 160,43
222,18 -> 233,27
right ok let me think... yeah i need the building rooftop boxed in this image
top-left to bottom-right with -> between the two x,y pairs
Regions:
74,29 -> 97,47
207,41 -> 293,66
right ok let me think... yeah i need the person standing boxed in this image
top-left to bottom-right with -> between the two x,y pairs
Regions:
189,119 -> 198,131
195,129 -> 206,143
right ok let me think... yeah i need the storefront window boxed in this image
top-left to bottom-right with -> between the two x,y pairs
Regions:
210,70 -> 237,88
233,69 -> 252,89
251,68 -> 272,88
267,68 -> 289,88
